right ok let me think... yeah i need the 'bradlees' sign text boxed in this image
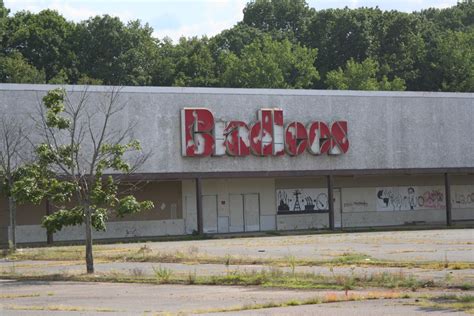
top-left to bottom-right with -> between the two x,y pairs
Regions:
181,108 -> 349,157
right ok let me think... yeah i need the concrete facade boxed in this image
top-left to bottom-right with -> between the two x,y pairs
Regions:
0,84 -> 473,244
1,84 -> 473,173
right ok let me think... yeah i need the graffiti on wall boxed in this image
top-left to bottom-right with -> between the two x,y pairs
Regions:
376,186 -> 445,211
276,188 -> 328,213
453,186 -> 474,209
343,201 -> 369,212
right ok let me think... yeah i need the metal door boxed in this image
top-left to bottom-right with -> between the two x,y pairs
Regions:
202,195 -> 218,233
244,193 -> 260,232
184,195 -> 197,234
229,194 -> 244,232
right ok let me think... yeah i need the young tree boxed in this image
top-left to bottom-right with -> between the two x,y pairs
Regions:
0,116 -> 29,250
13,87 -> 153,273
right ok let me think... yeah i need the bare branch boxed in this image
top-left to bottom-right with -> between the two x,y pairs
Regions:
0,115 -> 31,179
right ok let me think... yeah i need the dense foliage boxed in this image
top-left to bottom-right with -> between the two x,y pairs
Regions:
0,0 -> 472,91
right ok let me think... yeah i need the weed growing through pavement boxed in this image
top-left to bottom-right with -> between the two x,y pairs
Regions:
187,246 -> 199,256
286,255 -> 297,277
0,293 -> 41,299
3,304 -> 119,312
137,244 -> 152,260
129,268 -> 144,277
187,269 -> 197,284
152,265 -> 173,283
7,263 -> 16,274
412,294 -> 474,314
5,247 -> 473,271
458,283 -> 473,291
191,291 -> 411,314
444,272 -> 453,283
0,267 -> 441,291
343,266 -> 357,295
224,254 -> 232,270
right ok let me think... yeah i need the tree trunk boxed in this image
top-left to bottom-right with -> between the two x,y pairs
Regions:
8,196 -> 16,251
84,205 -> 94,274
45,200 -> 53,245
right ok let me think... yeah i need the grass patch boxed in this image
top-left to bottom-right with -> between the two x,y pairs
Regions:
3,304 -> 118,312
412,294 -> 474,314
0,267 -> 437,291
0,293 -> 41,299
152,265 -> 173,283
191,291 -> 411,314
330,252 -> 372,264
457,283 -> 474,291
200,268 -> 429,290
5,247 -> 473,270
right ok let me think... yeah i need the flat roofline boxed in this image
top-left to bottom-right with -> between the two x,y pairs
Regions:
113,167 -> 474,181
1,83 -> 473,99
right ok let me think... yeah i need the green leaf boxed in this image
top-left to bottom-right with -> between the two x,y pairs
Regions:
116,195 -> 154,218
42,208 -> 84,234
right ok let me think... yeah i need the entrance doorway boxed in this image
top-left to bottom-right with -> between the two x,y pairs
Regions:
228,193 -> 261,232
202,195 -> 218,233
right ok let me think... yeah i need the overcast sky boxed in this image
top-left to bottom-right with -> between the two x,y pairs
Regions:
4,0 -> 458,42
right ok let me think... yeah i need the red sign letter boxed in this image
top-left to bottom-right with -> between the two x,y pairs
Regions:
181,108 -> 215,157
224,121 -> 250,156
330,121 -> 349,155
307,121 -> 331,155
285,122 -> 308,156
273,109 -> 285,156
250,109 -> 273,156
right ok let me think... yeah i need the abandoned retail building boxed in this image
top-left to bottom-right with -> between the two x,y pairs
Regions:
0,84 -> 473,244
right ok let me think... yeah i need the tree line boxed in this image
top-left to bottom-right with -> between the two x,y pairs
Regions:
0,0 -> 473,91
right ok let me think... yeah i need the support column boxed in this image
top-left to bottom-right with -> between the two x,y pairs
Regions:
8,196 -> 16,250
195,178 -> 203,234
327,175 -> 335,231
445,173 -> 452,226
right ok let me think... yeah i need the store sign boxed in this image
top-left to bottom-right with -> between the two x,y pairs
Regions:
181,108 -> 349,157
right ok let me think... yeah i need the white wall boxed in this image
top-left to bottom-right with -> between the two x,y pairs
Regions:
336,177 -> 473,228
11,219 -> 185,244
277,214 -> 329,230
273,175 -> 473,229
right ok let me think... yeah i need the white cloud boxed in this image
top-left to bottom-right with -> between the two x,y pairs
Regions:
152,0 -> 244,42
47,1 -> 103,21
5,0 -> 134,22
349,0 -> 360,9
153,19 -> 236,42
432,1 -> 455,9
